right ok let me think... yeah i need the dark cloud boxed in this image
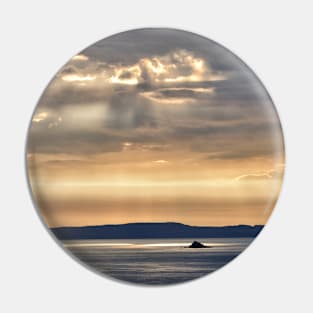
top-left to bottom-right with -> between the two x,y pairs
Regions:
38,84 -> 110,108
149,88 -> 207,99
28,128 -> 123,154
118,71 -> 133,79
83,28 -> 243,72
59,66 -> 77,75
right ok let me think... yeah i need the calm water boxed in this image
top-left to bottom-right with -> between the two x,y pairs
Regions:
63,238 -> 253,285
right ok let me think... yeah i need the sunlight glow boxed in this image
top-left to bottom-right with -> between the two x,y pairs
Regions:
32,112 -> 48,122
62,74 -> 96,82
109,65 -> 141,85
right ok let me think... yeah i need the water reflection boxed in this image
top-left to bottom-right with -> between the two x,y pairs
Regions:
63,237 -> 253,285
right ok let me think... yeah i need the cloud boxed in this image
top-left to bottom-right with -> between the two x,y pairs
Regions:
29,29 -> 284,164
32,110 -> 63,129
234,173 -> 272,181
108,50 -> 226,86
86,29 -> 242,73
139,91 -> 195,105
28,128 -> 124,154
32,103 -> 108,131
139,87 -> 215,104
72,54 -> 89,61
32,112 -> 48,122
234,164 -> 285,181
122,143 -> 169,152
109,64 -> 141,85
48,117 -> 62,129
61,49 -> 224,90
154,160 -> 169,164
61,74 -> 96,82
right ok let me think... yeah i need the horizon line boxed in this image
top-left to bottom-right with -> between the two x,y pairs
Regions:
50,221 -> 265,229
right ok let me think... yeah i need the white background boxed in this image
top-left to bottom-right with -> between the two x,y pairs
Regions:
1,1 -> 312,312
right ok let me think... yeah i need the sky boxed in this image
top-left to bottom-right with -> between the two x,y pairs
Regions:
27,29 -> 285,227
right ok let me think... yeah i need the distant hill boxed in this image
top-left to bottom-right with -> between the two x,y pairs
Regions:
51,222 -> 264,240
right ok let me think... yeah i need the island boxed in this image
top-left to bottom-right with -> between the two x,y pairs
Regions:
187,241 -> 211,248
51,222 -> 264,240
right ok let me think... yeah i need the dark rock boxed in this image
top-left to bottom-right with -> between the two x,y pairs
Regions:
188,241 -> 210,248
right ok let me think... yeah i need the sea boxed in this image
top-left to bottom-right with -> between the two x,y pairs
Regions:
62,237 -> 253,285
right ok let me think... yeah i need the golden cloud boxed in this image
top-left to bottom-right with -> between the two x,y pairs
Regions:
72,54 -> 89,61
109,50 -> 226,86
32,112 -> 48,122
61,74 -> 96,82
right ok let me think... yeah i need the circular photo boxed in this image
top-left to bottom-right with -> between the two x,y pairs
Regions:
27,28 -> 285,285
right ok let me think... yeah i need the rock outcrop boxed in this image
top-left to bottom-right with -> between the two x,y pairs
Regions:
188,241 -> 210,248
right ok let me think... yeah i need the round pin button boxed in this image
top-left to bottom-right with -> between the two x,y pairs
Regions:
27,28 -> 285,285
